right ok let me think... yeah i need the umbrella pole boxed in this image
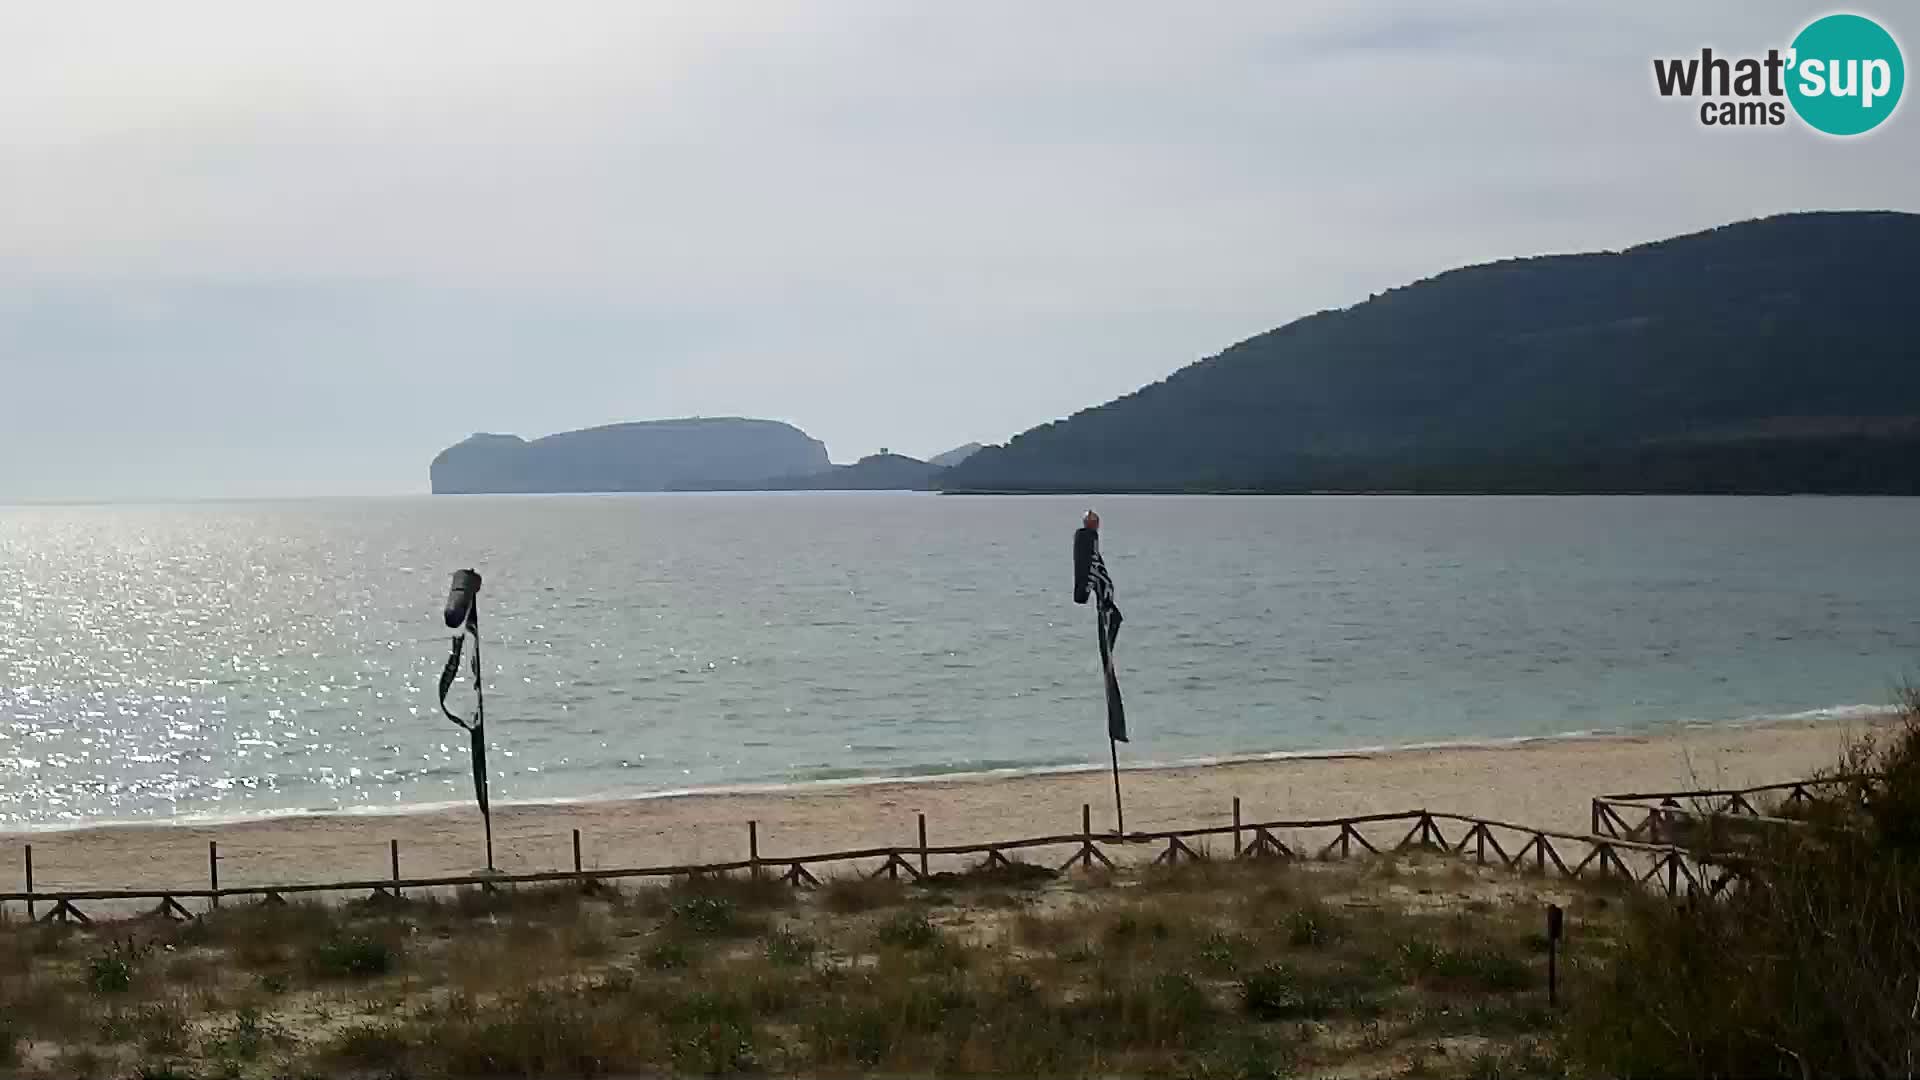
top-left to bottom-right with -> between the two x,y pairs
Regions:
471,606 -> 495,873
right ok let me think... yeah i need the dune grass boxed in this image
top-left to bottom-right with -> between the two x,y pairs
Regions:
1562,699 -> 1920,1078
0,849 -> 1610,1078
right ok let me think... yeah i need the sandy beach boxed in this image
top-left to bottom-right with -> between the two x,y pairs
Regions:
0,714 -> 1884,904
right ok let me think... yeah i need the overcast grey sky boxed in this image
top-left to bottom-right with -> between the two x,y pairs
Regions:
2,1 -> 1914,498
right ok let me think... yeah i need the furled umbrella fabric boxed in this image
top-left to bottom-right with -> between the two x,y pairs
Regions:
437,605 -> 491,818
1073,523 -> 1127,742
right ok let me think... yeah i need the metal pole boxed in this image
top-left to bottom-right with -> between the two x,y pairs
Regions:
572,829 -> 583,875
1109,737 -> 1125,836
917,814 -> 929,878
208,841 -> 220,909
471,604 -> 494,873
391,839 -> 401,898
24,844 -> 33,920
1233,796 -> 1242,856
749,821 -> 760,878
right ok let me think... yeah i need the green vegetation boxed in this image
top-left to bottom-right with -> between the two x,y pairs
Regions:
0,851 -> 1601,1077
944,211 -> 1920,495
820,875 -> 906,914
55,768 -> 1920,1080
874,909 -> 940,949
1564,698 -> 1920,1078
763,928 -> 817,967
306,933 -> 398,978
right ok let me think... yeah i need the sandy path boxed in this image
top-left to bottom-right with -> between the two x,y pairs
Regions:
0,715 -> 1879,906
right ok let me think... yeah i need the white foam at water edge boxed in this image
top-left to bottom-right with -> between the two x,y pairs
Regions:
1716,702 -> 1895,727
7,701 -> 1898,835
1126,702 -> 1899,771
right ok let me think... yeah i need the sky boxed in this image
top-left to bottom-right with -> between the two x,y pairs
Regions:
2,1 -> 1915,499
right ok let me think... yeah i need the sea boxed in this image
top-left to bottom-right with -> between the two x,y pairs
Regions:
2,494 -> 1918,830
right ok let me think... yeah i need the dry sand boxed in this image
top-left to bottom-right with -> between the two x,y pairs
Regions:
0,714 -> 1884,905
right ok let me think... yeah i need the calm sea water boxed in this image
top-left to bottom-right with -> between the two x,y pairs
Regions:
2,494 -> 1918,828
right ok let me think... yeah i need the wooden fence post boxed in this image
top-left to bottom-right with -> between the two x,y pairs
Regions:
209,841 -> 220,910
1059,803 -> 1111,872
572,829 -> 583,875
390,839 -> 402,899
748,821 -> 760,879
918,814 -> 929,878
1547,904 -> 1564,1006
24,843 -> 33,920
1233,797 -> 1242,857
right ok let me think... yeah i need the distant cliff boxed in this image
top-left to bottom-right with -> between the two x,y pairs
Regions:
431,418 -> 831,494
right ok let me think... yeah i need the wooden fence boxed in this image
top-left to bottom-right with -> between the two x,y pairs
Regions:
2,801 -> 1728,926
1591,774 -> 1866,846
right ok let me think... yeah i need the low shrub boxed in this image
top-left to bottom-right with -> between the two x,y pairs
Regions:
1565,703 -> 1920,1077
1398,937 -> 1529,991
1241,962 -> 1332,1021
134,1001 -> 192,1054
1197,929 -> 1251,973
329,1022 -> 411,1069
876,910 -> 939,949
820,876 -> 905,915
87,937 -> 154,994
643,940 -> 692,970
764,929 -> 817,967
206,1006 -> 289,1062
308,933 -> 398,978
1284,902 -> 1344,948
668,896 -> 737,936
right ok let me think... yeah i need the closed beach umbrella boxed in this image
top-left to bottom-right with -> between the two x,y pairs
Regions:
437,568 -> 496,871
1073,510 -> 1129,833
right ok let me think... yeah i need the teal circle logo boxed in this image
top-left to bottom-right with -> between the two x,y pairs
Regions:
1787,14 -> 1904,135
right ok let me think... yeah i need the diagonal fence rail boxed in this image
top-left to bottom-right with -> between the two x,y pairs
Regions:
1591,774 -> 1869,846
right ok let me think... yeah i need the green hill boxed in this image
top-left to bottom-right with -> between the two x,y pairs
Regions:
944,211 -> 1920,494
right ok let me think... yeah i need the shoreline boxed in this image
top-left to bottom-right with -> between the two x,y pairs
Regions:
0,709 -> 1891,905
1,702 -> 1894,838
